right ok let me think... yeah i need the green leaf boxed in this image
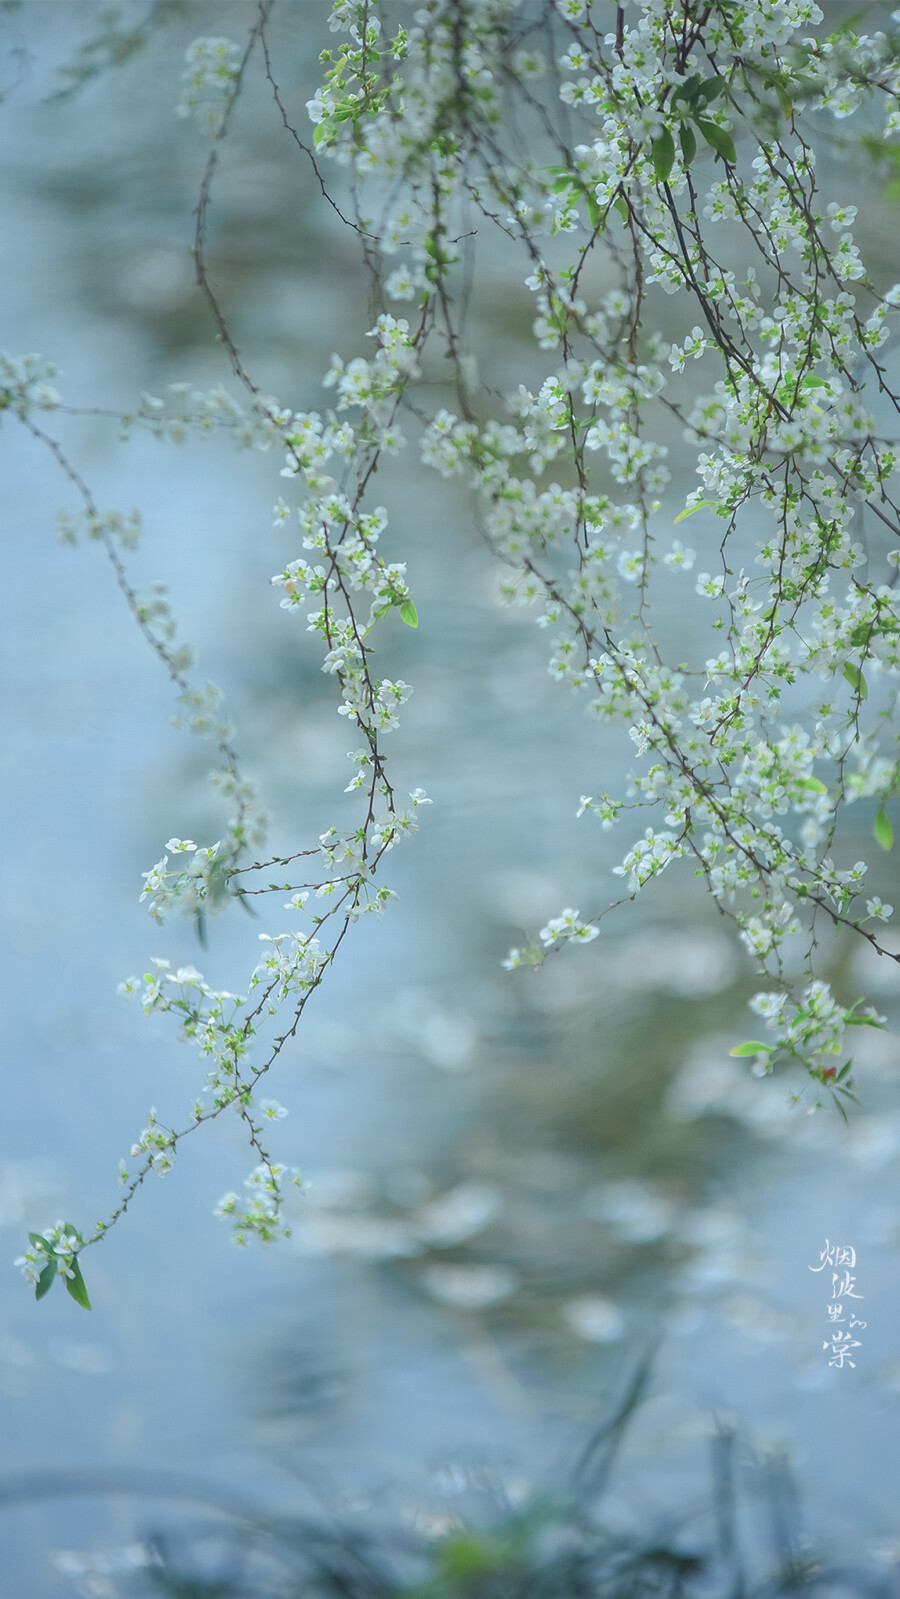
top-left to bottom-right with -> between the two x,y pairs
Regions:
438,1534 -> 505,1584
795,777 -> 828,793
845,1013 -> 887,1029
696,118 -> 737,164
651,127 -> 676,183
674,499 -> 719,523
399,599 -> 418,628
35,1258 -> 57,1300
729,1040 -> 773,1057
614,195 -> 629,224
694,75 -> 727,108
28,1232 -> 49,1251
875,805 -> 893,850
679,122 -> 697,166
671,73 -> 703,108
842,660 -> 868,700
65,1259 -> 92,1311
775,80 -> 793,118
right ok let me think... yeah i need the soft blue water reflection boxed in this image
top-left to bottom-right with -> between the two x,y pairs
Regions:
2,4 -> 900,1593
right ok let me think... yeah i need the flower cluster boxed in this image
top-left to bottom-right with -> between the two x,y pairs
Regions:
14,1222 -> 90,1307
0,351 -> 60,417
176,36 -> 241,138
56,506 -> 143,551
122,383 -> 289,451
214,1163 -> 305,1247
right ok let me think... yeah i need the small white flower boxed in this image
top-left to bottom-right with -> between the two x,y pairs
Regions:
866,897 -> 894,921
663,541 -> 696,571
539,908 -> 599,946
617,549 -> 646,584
260,1099 -> 289,1120
826,202 -> 858,233
696,572 -> 726,598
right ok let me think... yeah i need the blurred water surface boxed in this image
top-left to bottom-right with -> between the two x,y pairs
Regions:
2,3 -> 900,1592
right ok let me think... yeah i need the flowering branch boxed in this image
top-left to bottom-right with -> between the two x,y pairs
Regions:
9,0 -> 900,1303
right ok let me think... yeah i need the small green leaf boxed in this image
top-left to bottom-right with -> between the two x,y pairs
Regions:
795,777 -> 828,793
696,119 -> 737,164
651,127 -> 676,183
35,1258 -> 57,1300
674,499 -> 719,523
842,660 -> 868,700
875,805 -> 893,850
614,195 -> 629,224
729,1040 -> 773,1057
679,123 -> 697,165
28,1232 -> 49,1251
65,1259 -> 92,1311
399,599 -> 418,628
